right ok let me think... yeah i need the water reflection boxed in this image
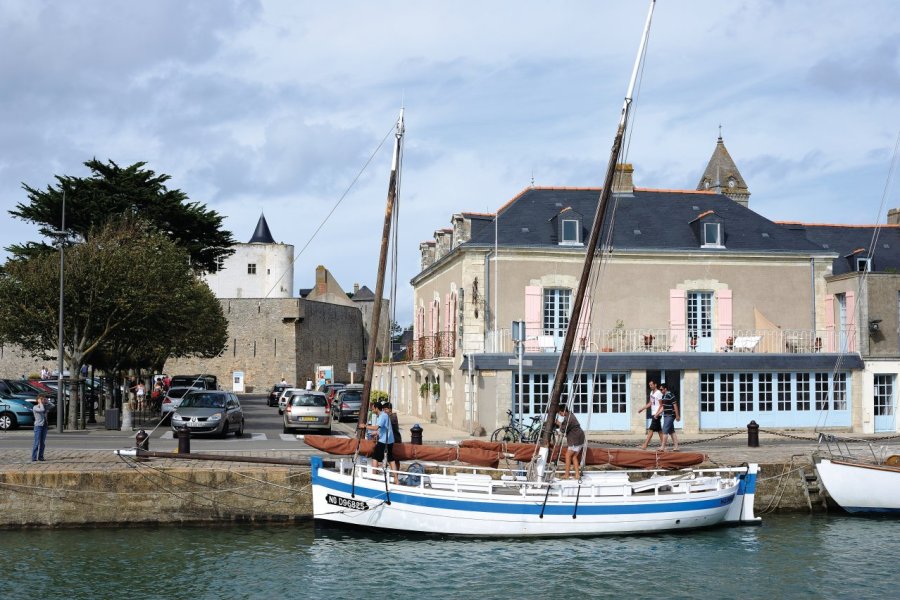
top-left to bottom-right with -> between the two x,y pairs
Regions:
3,515 -> 899,599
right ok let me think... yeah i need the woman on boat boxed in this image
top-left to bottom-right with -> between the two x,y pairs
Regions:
556,405 -> 585,480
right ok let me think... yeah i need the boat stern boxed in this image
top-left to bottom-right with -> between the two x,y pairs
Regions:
724,464 -> 761,524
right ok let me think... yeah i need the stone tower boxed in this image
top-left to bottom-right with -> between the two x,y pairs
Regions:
697,134 -> 751,208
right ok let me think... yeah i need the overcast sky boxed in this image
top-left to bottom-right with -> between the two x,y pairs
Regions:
2,0 -> 898,323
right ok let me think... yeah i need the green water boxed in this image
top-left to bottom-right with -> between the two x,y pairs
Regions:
3,514 -> 895,599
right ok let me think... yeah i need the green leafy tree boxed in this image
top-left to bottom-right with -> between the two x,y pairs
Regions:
0,218 -> 228,428
9,159 -> 235,273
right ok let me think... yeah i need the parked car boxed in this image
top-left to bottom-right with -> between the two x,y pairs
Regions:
0,394 -> 36,430
161,386 -> 200,415
331,384 -> 363,422
169,374 -> 219,390
0,379 -> 39,400
278,387 -> 303,414
319,383 -> 345,407
283,391 -> 330,434
268,383 -> 293,407
170,391 -> 244,437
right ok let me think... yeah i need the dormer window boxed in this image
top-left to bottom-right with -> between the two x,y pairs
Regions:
561,219 -> 580,245
553,207 -> 583,246
856,257 -> 871,272
703,222 -> 723,248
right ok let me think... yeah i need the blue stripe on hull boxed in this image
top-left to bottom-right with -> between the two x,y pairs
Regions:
312,460 -> 735,517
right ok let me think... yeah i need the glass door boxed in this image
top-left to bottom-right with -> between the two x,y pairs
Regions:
874,374 -> 896,432
542,288 -> 571,351
687,291 -> 714,352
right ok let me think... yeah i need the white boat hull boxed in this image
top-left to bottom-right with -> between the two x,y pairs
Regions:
311,457 -> 759,536
815,457 -> 900,514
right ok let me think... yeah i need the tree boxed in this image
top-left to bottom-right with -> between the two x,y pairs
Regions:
9,159 -> 235,273
0,217 -> 228,428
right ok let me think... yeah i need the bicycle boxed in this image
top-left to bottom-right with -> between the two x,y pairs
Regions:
491,409 -> 557,445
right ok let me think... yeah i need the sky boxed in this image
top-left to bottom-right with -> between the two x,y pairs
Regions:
1,0 -> 898,324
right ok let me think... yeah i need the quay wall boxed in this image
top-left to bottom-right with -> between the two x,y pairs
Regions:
0,466 -> 312,528
0,461 -> 825,528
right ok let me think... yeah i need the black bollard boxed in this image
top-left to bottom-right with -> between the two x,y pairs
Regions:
410,423 -> 423,445
747,420 -> 760,448
135,429 -> 149,451
176,426 -> 191,454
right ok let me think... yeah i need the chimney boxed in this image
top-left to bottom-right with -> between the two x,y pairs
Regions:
316,265 -> 327,294
888,208 -> 900,225
612,163 -> 634,194
353,283 -> 360,294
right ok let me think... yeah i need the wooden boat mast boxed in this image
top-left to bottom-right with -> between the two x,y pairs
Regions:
541,0 -> 656,446
357,109 -> 405,438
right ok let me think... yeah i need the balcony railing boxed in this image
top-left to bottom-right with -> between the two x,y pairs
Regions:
412,331 -> 457,361
481,327 -> 858,354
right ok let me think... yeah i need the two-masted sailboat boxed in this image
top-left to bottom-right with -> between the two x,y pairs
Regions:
306,0 -> 760,536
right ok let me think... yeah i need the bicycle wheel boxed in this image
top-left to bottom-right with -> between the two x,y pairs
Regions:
491,426 -> 521,443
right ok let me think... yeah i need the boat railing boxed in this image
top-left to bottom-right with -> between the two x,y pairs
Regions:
338,459 -> 739,500
817,432 -> 881,464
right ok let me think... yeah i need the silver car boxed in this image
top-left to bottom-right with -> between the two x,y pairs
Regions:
171,391 -> 244,437
283,391 -> 330,434
161,386 -> 200,415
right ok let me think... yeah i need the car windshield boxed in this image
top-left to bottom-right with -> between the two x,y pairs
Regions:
340,391 -> 362,403
290,395 -> 326,407
8,381 -> 36,393
180,393 -> 225,409
167,388 -> 194,399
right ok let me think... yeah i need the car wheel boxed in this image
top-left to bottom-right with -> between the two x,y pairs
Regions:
220,421 -> 229,438
0,412 -> 16,431
236,419 -> 244,437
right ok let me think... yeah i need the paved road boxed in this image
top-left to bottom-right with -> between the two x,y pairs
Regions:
0,394 -> 358,453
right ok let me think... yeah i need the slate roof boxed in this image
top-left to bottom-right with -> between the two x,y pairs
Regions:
465,187 -> 827,254
352,285 -> 376,301
792,224 -> 900,275
249,213 -> 276,244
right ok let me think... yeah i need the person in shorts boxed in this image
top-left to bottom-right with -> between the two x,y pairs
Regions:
658,383 -> 680,451
637,380 -> 663,450
556,405 -> 586,480
360,401 -> 397,484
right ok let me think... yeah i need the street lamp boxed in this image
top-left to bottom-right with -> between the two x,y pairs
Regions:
50,192 -> 66,433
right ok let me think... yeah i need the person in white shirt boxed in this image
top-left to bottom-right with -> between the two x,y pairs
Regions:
637,380 -> 664,450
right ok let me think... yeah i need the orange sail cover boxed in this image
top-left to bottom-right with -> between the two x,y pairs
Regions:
302,436 -> 499,468
303,436 -> 704,470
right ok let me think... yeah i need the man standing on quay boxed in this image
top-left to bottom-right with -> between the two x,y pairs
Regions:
31,395 -> 48,462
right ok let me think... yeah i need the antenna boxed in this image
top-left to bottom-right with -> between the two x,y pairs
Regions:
531,169 -> 535,188
718,123 -> 723,140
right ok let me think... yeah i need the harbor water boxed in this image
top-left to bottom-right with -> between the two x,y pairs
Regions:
4,514 -> 896,599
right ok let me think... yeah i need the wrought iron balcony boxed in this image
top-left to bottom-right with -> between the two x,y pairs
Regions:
411,331 -> 457,361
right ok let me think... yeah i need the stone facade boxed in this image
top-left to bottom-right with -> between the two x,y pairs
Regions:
166,297 -> 364,392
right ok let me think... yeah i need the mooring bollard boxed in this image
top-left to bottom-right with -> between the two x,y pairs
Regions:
135,429 -> 149,451
410,423 -> 423,445
176,426 -> 191,454
747,420 -> 760,447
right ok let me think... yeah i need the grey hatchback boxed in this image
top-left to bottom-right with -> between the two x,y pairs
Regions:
171,391 -> 244,437
283,391 -> 330,434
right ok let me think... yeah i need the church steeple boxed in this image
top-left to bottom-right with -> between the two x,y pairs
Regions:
248,213 -> 276,244
697,132 -> 751,208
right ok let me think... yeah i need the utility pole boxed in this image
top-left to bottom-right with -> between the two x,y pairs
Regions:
55,192 -> 66,433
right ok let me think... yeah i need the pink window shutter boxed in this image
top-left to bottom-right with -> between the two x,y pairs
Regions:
669,289 -> 687,351
846,291 -> 856,352
445,293 -> 451,333
824,295 -> 835,352
575,297 -> 593,351
525,285 -> 542,352
717,290 -> 733,351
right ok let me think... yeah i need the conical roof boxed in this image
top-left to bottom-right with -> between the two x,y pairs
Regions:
249,213 -> 276,244
697,135 -> 750,206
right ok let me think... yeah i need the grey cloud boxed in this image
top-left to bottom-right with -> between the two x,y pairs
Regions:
807,38 -> 900,98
